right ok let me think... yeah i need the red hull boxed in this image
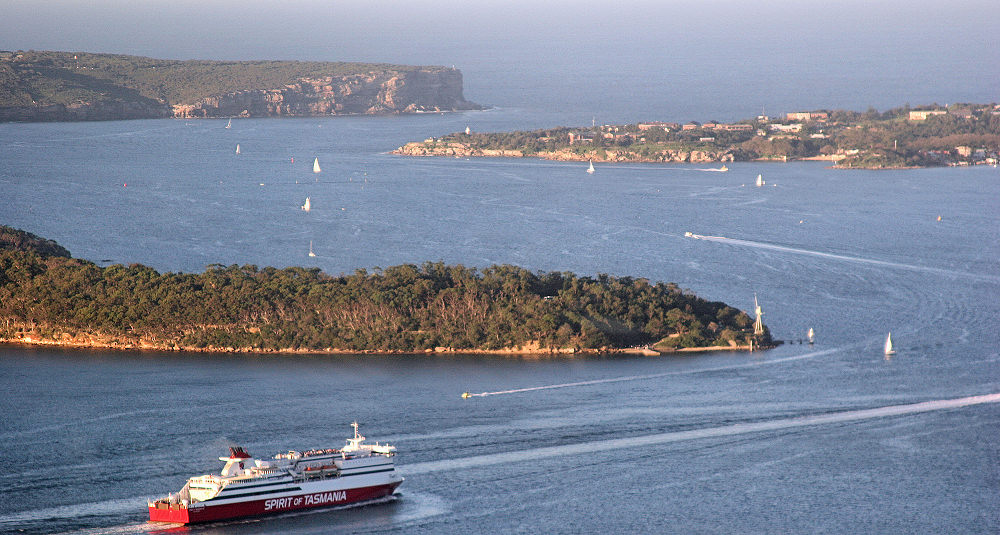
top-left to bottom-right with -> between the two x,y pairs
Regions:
148,481 -> 401,524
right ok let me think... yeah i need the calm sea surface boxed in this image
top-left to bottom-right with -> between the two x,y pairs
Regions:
1,113 -> 999,534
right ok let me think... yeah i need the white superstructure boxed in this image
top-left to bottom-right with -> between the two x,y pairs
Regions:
149,423 -> 402,524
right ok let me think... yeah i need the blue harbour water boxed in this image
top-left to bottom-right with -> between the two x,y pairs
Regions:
0,109 -> 999,534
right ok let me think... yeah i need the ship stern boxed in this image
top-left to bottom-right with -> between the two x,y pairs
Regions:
148,501 -> 191,524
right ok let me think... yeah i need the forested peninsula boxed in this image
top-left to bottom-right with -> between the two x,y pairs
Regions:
0,226 -> 770,355
394,103 -> 1000,169
0,50 -> 480,122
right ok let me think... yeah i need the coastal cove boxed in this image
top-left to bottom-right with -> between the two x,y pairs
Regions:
1,1 -> 999,531
1,115 -> 998,534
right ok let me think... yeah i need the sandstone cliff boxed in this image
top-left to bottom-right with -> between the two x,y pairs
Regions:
0,51 -> 480,122
171,68 -> 479,118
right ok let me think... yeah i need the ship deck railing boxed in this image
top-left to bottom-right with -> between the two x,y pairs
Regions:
297,468 -> 342,481
302,448 -> 340,457
151,501 -> 187,510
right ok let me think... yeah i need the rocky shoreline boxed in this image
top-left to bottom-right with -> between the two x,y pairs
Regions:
393,141 -> 959,170
392,142 -> 739,164
393,102 -> 1000,169
395,142 -> 980,171
0,331 -> 757,357
170,69 -> 480,119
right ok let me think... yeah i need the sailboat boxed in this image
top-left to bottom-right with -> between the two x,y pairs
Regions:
807,327 -> 815,344
313,158 -> 321,173
308,240 -> 316,257
755,173 -> 765,187
225,118 -> 232,129
586,160 -> 595,174
301,197 -> 311,212
884,333 -> 895,355
235,144 -> 240,154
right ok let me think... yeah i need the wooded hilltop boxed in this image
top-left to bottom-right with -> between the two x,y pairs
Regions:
0,50 -> 480,122
394,103 -> 1000,169
0,226 -> 770,355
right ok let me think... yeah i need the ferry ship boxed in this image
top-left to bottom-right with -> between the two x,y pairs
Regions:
148,423 -> 403,524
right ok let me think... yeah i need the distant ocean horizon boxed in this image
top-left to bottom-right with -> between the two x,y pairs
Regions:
3,1 -> 996,128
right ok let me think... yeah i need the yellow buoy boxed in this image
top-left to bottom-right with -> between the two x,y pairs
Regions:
936,215 -> 942,221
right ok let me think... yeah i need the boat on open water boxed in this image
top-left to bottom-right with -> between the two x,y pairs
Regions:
148,423 -> 402,524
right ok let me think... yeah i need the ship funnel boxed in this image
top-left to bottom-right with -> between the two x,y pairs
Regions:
229,446 -> 251,459
219,446 -> 253,477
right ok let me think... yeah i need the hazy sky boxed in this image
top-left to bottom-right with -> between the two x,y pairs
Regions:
3,0 -> 996,122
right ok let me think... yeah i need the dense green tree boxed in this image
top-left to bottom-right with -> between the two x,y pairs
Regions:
0,226 -> 768,353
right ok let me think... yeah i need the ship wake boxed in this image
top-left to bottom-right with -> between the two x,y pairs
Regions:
683,232 -> 1000,283
463,347 -> 842,398
405,393 -> 1000,475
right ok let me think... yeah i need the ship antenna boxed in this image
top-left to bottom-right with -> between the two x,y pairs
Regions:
352,421 -> 360,439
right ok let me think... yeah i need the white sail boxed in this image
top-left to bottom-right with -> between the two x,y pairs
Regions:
235,144 -> 240,154
884,333 -> 895,355
807,327 -> 815,344
587,160 -> 595,174
308,240 -> 316,257
756,173 -> 764,186
301,197 -> 311,212
225,118 -> 232,129
313,158 -> 321,173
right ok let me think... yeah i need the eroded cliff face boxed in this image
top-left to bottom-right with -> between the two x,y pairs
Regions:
172,68 -> 479,118
0,64 -> 479,122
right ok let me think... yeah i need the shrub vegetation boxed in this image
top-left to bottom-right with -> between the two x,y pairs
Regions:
0,225 -> 769,353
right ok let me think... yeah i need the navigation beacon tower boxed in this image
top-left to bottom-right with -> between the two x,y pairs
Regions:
753,294 -> 765,337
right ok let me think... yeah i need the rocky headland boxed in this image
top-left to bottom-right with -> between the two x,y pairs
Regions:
0,50 -> 480,122
393,103 -> 1000,169
394,141 -> 740,164
171,69 -> 477,119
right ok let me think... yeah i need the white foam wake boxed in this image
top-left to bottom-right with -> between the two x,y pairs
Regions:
405,393 -> 1000,475
463,348 -> 841,398
0,496 -> 144,526
684,232 -> 1000,283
